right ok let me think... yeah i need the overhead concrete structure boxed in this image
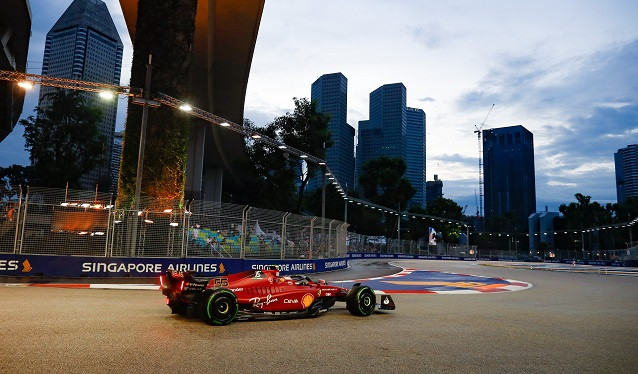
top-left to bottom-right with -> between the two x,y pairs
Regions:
0,0 -> 31,142
119,0 -> 264,201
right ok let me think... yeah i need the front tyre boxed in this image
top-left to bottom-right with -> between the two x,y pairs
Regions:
200,289 -> 238,326
346,285 -> 376,316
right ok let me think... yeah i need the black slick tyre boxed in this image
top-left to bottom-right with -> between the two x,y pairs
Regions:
199,289 -> 238,326
346,285 -> 376,316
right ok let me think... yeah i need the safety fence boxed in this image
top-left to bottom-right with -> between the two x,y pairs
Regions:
347,233 -> 477,257
0,186 -> 348,260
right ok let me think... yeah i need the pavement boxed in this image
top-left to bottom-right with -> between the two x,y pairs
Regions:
3,258 -> 637,373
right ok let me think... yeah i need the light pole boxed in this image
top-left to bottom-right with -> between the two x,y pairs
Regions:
397,203 -> 401,253
343,183 -> 348,223
129,54 -> 158,256
321,165 -> 326,255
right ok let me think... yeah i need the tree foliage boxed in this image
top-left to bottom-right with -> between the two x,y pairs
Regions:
244,98 -> 331,213
0,165 -> 31,200
423,197 -> 464,243
558,193 -> 613,229
243,119 -> 297,211
612,197 -> 638,224
358,156 -> 416,237
556,194 -> 636,251
358,156 -> 415,209
277,98 -> 332,213
19,89 -> 105,189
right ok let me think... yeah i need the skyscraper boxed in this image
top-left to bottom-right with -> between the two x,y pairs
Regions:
39,0 -> 123,189
308,73 -> 355,190
356,83 -> 406,187
406,107 -> 426,207
355,83 -> 426,208
615,144 -> 638,203
426,175 -> 443,203
483,125 -> 536,231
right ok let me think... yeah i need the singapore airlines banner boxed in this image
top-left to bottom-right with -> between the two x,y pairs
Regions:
0,254 -> 348,277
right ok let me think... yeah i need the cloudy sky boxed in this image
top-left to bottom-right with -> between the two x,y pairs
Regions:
2,0 -> 637,213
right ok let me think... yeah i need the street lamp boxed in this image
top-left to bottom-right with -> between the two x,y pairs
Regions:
17,81 -> 33,90
129,54 -> 158,256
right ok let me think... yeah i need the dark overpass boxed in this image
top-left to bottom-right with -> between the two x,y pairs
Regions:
119,0 -> 265,200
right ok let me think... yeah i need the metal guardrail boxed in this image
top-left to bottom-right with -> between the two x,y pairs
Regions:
0,186 -> 348,259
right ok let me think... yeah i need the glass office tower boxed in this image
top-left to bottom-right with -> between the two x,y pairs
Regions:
39,0 -> 123,189
308,72 -> 355,191
615,144 -> 638,203
483,125 -> 536,231
406,107 -> 426,207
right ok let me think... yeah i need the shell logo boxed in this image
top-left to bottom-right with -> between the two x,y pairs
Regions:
301,293 -> 315,308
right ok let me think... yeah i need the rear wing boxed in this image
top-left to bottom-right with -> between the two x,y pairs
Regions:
160,270 -> 207,295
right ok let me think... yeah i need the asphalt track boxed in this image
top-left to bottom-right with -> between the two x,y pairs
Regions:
1,259 -> 637,373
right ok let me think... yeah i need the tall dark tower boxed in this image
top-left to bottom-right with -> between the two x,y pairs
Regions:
356,83 -> 407,189
39,0 -> 123,189
406,107 -> 426,207
615,144 -> 638,203
309,72 -> 354,190
483,125 -> 536,231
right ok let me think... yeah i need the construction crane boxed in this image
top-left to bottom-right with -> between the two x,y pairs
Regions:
474,104 -> 495,218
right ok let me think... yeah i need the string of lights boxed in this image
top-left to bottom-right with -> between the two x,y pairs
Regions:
469,217 -> 637,237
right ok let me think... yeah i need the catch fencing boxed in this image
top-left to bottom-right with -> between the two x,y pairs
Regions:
347,233 -> 477,257
0,186 -> 348,260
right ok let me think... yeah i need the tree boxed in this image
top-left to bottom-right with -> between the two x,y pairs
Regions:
19,89 -> 105,189
244,98 -> 331,213
117,0 -> 197,207
559,193 -> 613,229
424,197 -> 464,243
612,197 -> 638,223
358,156 -> 416,237
277,98 -> 332,213
558,193 -> 614,251
243,119 -> 297,211
0,165 -> 31,200
358,156 -> 416,209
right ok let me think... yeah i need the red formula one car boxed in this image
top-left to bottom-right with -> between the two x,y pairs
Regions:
159,267 -> 395,325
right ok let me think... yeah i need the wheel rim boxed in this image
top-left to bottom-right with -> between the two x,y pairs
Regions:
212,297 -> 230,318
207,295 -> 235,321
217,300 -> 229,314
359,289 -> 375,314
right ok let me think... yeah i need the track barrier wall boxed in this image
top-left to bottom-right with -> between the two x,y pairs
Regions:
0,253 -> 349,277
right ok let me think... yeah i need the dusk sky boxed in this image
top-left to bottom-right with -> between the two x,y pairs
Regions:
1,0 -> 636,214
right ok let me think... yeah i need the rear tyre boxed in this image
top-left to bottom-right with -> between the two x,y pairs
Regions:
200,289 -> 238,326
346,285 -> 376,316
